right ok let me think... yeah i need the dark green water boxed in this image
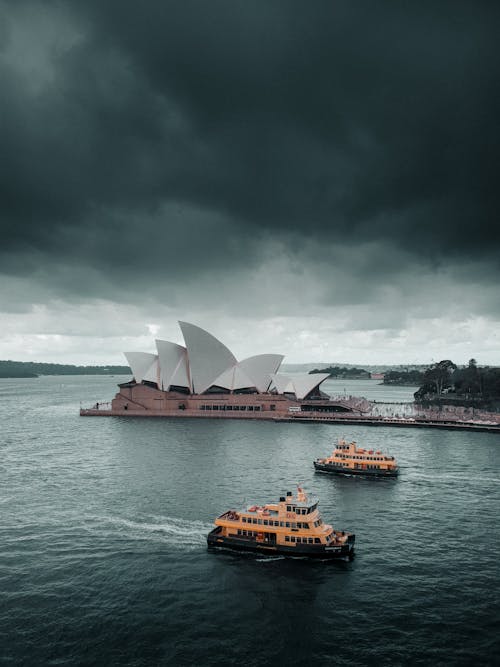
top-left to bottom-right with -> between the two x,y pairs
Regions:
1,376 -> 499,665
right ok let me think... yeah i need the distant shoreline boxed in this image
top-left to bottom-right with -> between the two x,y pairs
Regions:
0,373 -> 131,379
0,360 -> 131,378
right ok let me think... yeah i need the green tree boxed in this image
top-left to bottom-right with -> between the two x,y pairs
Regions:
417,360 -> 457,398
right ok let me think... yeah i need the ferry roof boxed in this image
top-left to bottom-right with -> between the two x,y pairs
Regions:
292,495 -> 319,508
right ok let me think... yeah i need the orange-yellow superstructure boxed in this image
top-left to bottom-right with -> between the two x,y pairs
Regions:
207,488 -> 355,559
314,438 -> 398,477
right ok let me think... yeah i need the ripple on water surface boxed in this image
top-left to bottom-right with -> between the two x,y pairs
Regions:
0,376 -> 499,665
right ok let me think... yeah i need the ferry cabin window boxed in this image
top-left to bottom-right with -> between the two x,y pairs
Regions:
286,505 -> 292,512
314,538 -> 320,544
285,536 -> 290,542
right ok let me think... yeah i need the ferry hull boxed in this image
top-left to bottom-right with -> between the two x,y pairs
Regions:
314,461 -> 398,477
207,528 -> 355,560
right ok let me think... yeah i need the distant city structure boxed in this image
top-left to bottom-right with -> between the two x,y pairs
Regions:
124,321 -> 331,400
81,321 -> 364,418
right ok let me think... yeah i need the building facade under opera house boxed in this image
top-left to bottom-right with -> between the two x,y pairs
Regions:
82,322 -> 357,419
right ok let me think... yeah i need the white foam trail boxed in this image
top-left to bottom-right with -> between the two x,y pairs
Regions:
94,515 -> 212,550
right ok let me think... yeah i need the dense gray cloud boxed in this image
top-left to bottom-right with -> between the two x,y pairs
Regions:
0,1 -> 499,362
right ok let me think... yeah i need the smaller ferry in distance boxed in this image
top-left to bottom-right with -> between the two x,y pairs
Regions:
314,438 -> 399,477
207,487 -> 355,559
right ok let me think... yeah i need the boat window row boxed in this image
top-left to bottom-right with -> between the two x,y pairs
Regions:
286,504 -> 317,515
285,536 -> 321,544
354,463 -> 381,470
287,504 -> 304,515
242,516 -> 311,528
237,530 -> 260,537
200,404 -> 261,411
337,453 -> 386,461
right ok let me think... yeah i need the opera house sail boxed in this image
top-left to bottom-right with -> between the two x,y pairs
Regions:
81,321 -> 357,419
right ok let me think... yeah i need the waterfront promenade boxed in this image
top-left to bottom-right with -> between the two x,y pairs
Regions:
81,397 -> 500,432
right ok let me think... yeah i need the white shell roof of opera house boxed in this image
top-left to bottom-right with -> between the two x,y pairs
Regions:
124,321 -> 329,400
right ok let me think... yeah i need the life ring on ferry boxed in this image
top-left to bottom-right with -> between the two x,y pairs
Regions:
248,505 -> 257,512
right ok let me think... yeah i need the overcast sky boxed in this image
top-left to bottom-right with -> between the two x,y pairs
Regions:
1,1 -> 499,366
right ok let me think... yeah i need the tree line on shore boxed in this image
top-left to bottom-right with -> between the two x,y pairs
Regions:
309,366 -> 371,379
413,359 -> 500,406
383,369 -> 424,385
0,360 -> 131,378
310,359 -> 500,408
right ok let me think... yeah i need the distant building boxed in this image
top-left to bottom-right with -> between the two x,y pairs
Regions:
371,373 -> 385,380
83,321 -> 358,418
124,321 -> 330,400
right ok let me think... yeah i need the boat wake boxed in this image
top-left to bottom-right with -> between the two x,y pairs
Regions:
94,514 -> 212,551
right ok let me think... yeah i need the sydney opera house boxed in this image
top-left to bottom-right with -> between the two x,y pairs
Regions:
82,322 -> 356,419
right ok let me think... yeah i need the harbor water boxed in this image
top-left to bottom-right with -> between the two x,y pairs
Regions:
1,376 -> 499,665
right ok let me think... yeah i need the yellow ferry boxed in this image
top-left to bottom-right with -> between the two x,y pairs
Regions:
314,438 -> 398,477
207,487 -> 355,559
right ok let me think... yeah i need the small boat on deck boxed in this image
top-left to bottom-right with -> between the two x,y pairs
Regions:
207,487 -> 355,559
314,438 -> 398,477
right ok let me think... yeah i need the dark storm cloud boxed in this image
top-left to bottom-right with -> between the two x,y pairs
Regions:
1,0 -> 499,300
